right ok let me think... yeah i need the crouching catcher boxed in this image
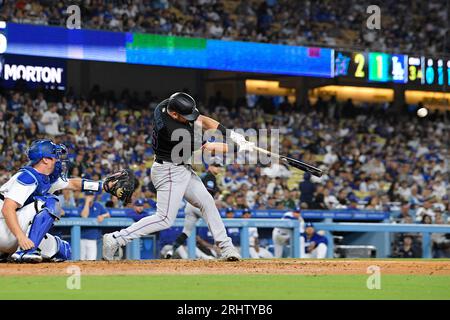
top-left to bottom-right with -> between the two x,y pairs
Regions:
0,139 -> 138,263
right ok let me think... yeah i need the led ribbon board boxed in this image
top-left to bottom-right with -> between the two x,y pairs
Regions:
4,23 -> 333,77
335,50 -> 447,87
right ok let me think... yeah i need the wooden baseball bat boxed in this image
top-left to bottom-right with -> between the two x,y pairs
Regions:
254,146 -> 324,177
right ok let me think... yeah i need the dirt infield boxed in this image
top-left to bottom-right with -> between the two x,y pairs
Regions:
1,259 -> 449,276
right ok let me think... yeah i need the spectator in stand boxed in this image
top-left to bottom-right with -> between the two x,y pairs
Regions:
394,235 -> 421,258
310,185 -> 328,210
396,203 -> 412,223
421,214 -> 433,225
40,103 -> 62,136
299,172 -> 316,208
416,201 -> 436,223
335,189 -> 349,209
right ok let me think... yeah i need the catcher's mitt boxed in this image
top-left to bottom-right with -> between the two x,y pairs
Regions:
103,169 -> 139,205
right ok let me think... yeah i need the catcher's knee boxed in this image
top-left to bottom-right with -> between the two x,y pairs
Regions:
35,194 -> 62,219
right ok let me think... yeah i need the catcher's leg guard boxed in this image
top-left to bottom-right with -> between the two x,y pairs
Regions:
11,195 -> 61,263
39,234 -> 71,262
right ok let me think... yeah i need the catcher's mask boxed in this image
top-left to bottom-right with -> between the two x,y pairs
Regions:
27,139 -> 69,181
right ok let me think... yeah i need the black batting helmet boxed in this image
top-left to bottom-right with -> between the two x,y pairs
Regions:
167,92 -> 200,122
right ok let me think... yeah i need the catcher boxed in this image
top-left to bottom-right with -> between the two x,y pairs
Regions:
0,139 -> 138,263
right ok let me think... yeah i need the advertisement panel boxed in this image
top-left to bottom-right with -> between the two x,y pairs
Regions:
0,54 -> 66,90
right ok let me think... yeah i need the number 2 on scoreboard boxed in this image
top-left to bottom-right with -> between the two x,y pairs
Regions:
354,53 -> 365,78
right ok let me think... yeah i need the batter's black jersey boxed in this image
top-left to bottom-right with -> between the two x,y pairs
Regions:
201,171 -> 219,197
152,99 -> 196,164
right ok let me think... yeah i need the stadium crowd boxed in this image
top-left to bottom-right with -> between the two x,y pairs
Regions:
0,87 -> 449,227
1,0 -> 448,55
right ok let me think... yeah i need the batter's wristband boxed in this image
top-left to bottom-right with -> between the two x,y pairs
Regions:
81,179 -> 102,192
217,123 -> 227,137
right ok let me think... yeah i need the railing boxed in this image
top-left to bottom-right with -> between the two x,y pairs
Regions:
61,208 -> 390,221
54,218 -> 300,260
55,217 -> 140,260
54,218 -> 450,260
314,223 -> 450,258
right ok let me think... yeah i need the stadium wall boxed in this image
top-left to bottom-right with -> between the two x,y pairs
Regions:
67,59 -> 202,98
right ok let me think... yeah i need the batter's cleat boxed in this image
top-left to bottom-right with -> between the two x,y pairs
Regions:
102,233 -> 120,261
220,246 -> 241,261
165,250 -> 173,259
11,250 -> 43,263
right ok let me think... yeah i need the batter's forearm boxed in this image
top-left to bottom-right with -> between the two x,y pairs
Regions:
202,142 -> 228,153
197,115 -> 221,130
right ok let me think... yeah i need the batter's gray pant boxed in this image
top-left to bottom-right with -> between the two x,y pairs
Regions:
183,203 -> 202,237
113,162 -> 233,249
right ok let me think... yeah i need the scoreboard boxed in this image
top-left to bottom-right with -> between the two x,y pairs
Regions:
334,50 -> 449,87
423,57 -> 446,86
407,56 -> 423,84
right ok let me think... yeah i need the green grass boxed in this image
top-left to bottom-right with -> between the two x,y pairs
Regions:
1,275 -> 449,300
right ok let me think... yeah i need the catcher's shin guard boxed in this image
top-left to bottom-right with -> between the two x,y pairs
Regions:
41,235 -> 71,262
12,195 -> 61,263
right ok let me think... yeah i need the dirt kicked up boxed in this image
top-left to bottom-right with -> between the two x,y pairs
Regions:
1,259 -> 449,276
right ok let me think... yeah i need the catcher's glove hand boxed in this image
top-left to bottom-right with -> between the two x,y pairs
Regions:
103,169 -> 139,205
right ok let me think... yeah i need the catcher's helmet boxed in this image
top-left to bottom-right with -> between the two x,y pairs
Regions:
27,139 -> 69,181
167,92 -> 199,122
27,139 -> 67,165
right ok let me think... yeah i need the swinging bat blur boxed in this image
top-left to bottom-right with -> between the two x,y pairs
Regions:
255,146 -> 324,177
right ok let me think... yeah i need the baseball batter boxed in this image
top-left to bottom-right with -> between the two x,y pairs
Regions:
0,139 -> 130,263
103,92 -> 254,261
